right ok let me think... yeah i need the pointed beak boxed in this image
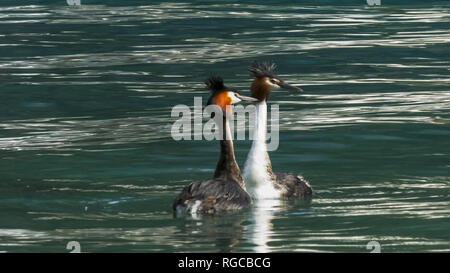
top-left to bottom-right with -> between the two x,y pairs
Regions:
235,93 -> 260,102
277,81 -> 303,92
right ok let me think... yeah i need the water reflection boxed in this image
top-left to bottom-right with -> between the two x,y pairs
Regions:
249,199 -> 280,252
0,175 -> 447,252
0,115 -> 171,151
1,5 -> 449,69
174,213 -> 248,253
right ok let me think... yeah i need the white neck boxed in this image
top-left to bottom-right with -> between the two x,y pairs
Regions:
218,115 -> 233,142
253,101 -> 267,149
243,101 -> 278,199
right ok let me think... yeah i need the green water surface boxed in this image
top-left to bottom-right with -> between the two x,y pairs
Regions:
0,1 -> 449,252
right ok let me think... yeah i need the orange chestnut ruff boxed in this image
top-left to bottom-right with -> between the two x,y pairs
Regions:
213,92 -> 234,114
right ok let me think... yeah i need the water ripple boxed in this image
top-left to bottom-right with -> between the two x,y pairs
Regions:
0,2 -> 449,253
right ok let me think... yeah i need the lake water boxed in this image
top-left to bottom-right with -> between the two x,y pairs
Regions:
0,0 -> 449,253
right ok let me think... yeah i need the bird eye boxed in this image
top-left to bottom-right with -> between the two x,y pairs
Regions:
270,79 -> 277,84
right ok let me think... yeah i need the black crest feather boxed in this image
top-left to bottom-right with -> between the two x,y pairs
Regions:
205,75 -> 228,108
249,61 -> 277,78
205,76 -> 226,92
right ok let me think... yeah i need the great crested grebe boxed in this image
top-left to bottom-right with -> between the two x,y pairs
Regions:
173,76 -> 258,214
243,62 -> 313,199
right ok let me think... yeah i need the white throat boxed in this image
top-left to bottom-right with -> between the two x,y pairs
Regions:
243,100 -> 278,199
219,115 -> 233,142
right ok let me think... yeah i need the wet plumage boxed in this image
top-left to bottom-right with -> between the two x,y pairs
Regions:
173,179 -> 252,214
274,173 -> 312,198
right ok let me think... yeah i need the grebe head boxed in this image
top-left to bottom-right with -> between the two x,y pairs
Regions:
249,61 -> 303,101
205,76 -> 258,115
